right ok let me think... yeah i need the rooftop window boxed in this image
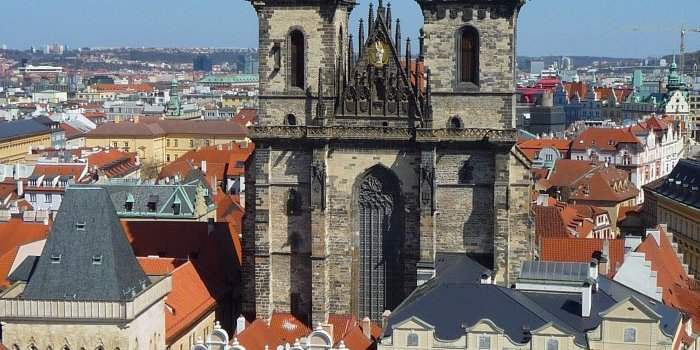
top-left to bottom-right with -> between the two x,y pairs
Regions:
75,221 -> 86,231
50,254 -> 61,264
92,255 -> 103,265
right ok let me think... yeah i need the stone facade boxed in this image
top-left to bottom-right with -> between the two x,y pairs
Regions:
244,0 -> 532,324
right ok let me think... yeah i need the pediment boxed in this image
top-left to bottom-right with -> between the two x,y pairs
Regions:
392,316 -> 435,331
464,318 -> 504,334
531,322 -> 571,337
599,297 -> 661,321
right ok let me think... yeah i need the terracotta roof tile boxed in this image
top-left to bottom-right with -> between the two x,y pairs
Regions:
91,83 -> 154,93
137,257 -> 185,275
534,205 -> 570,238
32,163 -> 87,180
517,138 -> 571,161
269,312 -> 311,344
163,261 -> 217,345
234,108 -> 257,127
549,160 -> 638,203
636,226 -> 700,333
237,320 -> 284,350
540,238 -> 624,276
0,218 -> 50,288
571,127 -> 640,152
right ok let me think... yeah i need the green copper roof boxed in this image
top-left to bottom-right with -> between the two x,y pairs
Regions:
199,74 -> 258,84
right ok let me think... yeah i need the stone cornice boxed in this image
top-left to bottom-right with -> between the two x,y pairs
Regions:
251,125 -> 516,145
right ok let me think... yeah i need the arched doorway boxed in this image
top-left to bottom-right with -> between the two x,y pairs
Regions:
355,165 -> 404,321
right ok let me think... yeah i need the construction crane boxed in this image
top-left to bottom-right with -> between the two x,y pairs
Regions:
680,25 -> 700,76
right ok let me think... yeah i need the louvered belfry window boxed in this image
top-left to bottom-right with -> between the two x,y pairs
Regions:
460,27 -> 479,84
290,30 -> 305,89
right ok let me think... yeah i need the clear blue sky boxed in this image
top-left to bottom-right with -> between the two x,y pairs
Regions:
1,0 -> 700,57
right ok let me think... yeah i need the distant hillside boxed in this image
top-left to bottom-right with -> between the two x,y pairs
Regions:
516,56 -> 640,71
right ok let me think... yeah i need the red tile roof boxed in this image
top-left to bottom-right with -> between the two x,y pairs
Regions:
163,261 -> 217,345
234,108 -> 257,127
237,320 -> 284,350
32,163 -> 87,180
516,138 -> 571,161
137,257 -> 184,275
0,218 -> 51,288
122,221 -> 240,300
571,127 -> 640,152
549,160 -> 638,203
86,149 -> 140,178
159,143 -> 253,181
60,122 -> 84,139
534,205 -> 570,238
540,238 -> 625,276
269,312 -> 312,344
91,83 -> 154,93
637,226 -> 700,333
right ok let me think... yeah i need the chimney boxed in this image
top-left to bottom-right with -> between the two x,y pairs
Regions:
382,310 -> 391,329
201,160 -> 207,174
582,282 -> 593,317
599,240 -> 610,276
361,317 -> 372,340
480,271 -> 493,285
589,259 -> 599,284
207,217 -> 215,235
17,179 -> 23,196
236,315 -> 246,335
134,115 -> 140,124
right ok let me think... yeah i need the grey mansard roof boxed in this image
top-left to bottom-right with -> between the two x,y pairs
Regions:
645,159 -> 700,210
384,256 -> 680,347
22,187 -> 150,301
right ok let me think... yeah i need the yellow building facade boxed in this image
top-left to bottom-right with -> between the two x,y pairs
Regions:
0,133 -> 52,164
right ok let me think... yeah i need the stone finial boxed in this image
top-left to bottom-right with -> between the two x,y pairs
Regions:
215,320 -> 222,329
337,341 -> 347,349
196,336 -> 205,345
232,337 -> 240,346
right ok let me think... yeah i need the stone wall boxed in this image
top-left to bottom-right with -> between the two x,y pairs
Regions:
256,4 -> 350,126
1,299 -> 166,350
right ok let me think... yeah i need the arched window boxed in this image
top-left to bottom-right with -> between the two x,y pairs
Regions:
623,328 -> 636,343
406,333 -> 419,347
546,338 -> 559,350
449,116 -> 463,129
285,114 -> 298,126
459,27 -> 479,84
289,30 -> 305,89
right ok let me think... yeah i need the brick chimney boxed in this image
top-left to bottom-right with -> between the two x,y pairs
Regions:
236,315 -> 246,335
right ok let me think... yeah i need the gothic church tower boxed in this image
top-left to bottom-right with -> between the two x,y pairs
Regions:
244,0 -> 532,325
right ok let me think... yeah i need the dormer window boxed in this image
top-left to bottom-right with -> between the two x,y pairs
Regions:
50,254 -> 61,264
125,193 -> 134,212
147,195 -> 158,212
547,338 -> 559,350
173,196 -> 182,216
92,255 -> 103,265
75,221 -> 86,231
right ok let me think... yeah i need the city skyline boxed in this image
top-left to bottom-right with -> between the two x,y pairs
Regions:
1,0 -> 700,58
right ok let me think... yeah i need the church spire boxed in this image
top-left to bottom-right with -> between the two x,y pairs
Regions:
368,3 -> 374,33
395,19 -> 401,54
386,3 -> 392,32
359,19 -> 365,59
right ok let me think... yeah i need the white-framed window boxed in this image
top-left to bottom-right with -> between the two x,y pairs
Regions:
624,328 -> 636,343
547,338 -> 559,350
406,332 -> 419,347
29,193 -> 37,202
478,335 -> 490,349
45,194 -> 52,203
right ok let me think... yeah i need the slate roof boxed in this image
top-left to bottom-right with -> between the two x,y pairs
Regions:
384,257 -> 681,347
22,187 -> 150,301
646,159 -> 700,210
0,118 -> 51,141
7,255 -> 39,283
79,181 -> 205,219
